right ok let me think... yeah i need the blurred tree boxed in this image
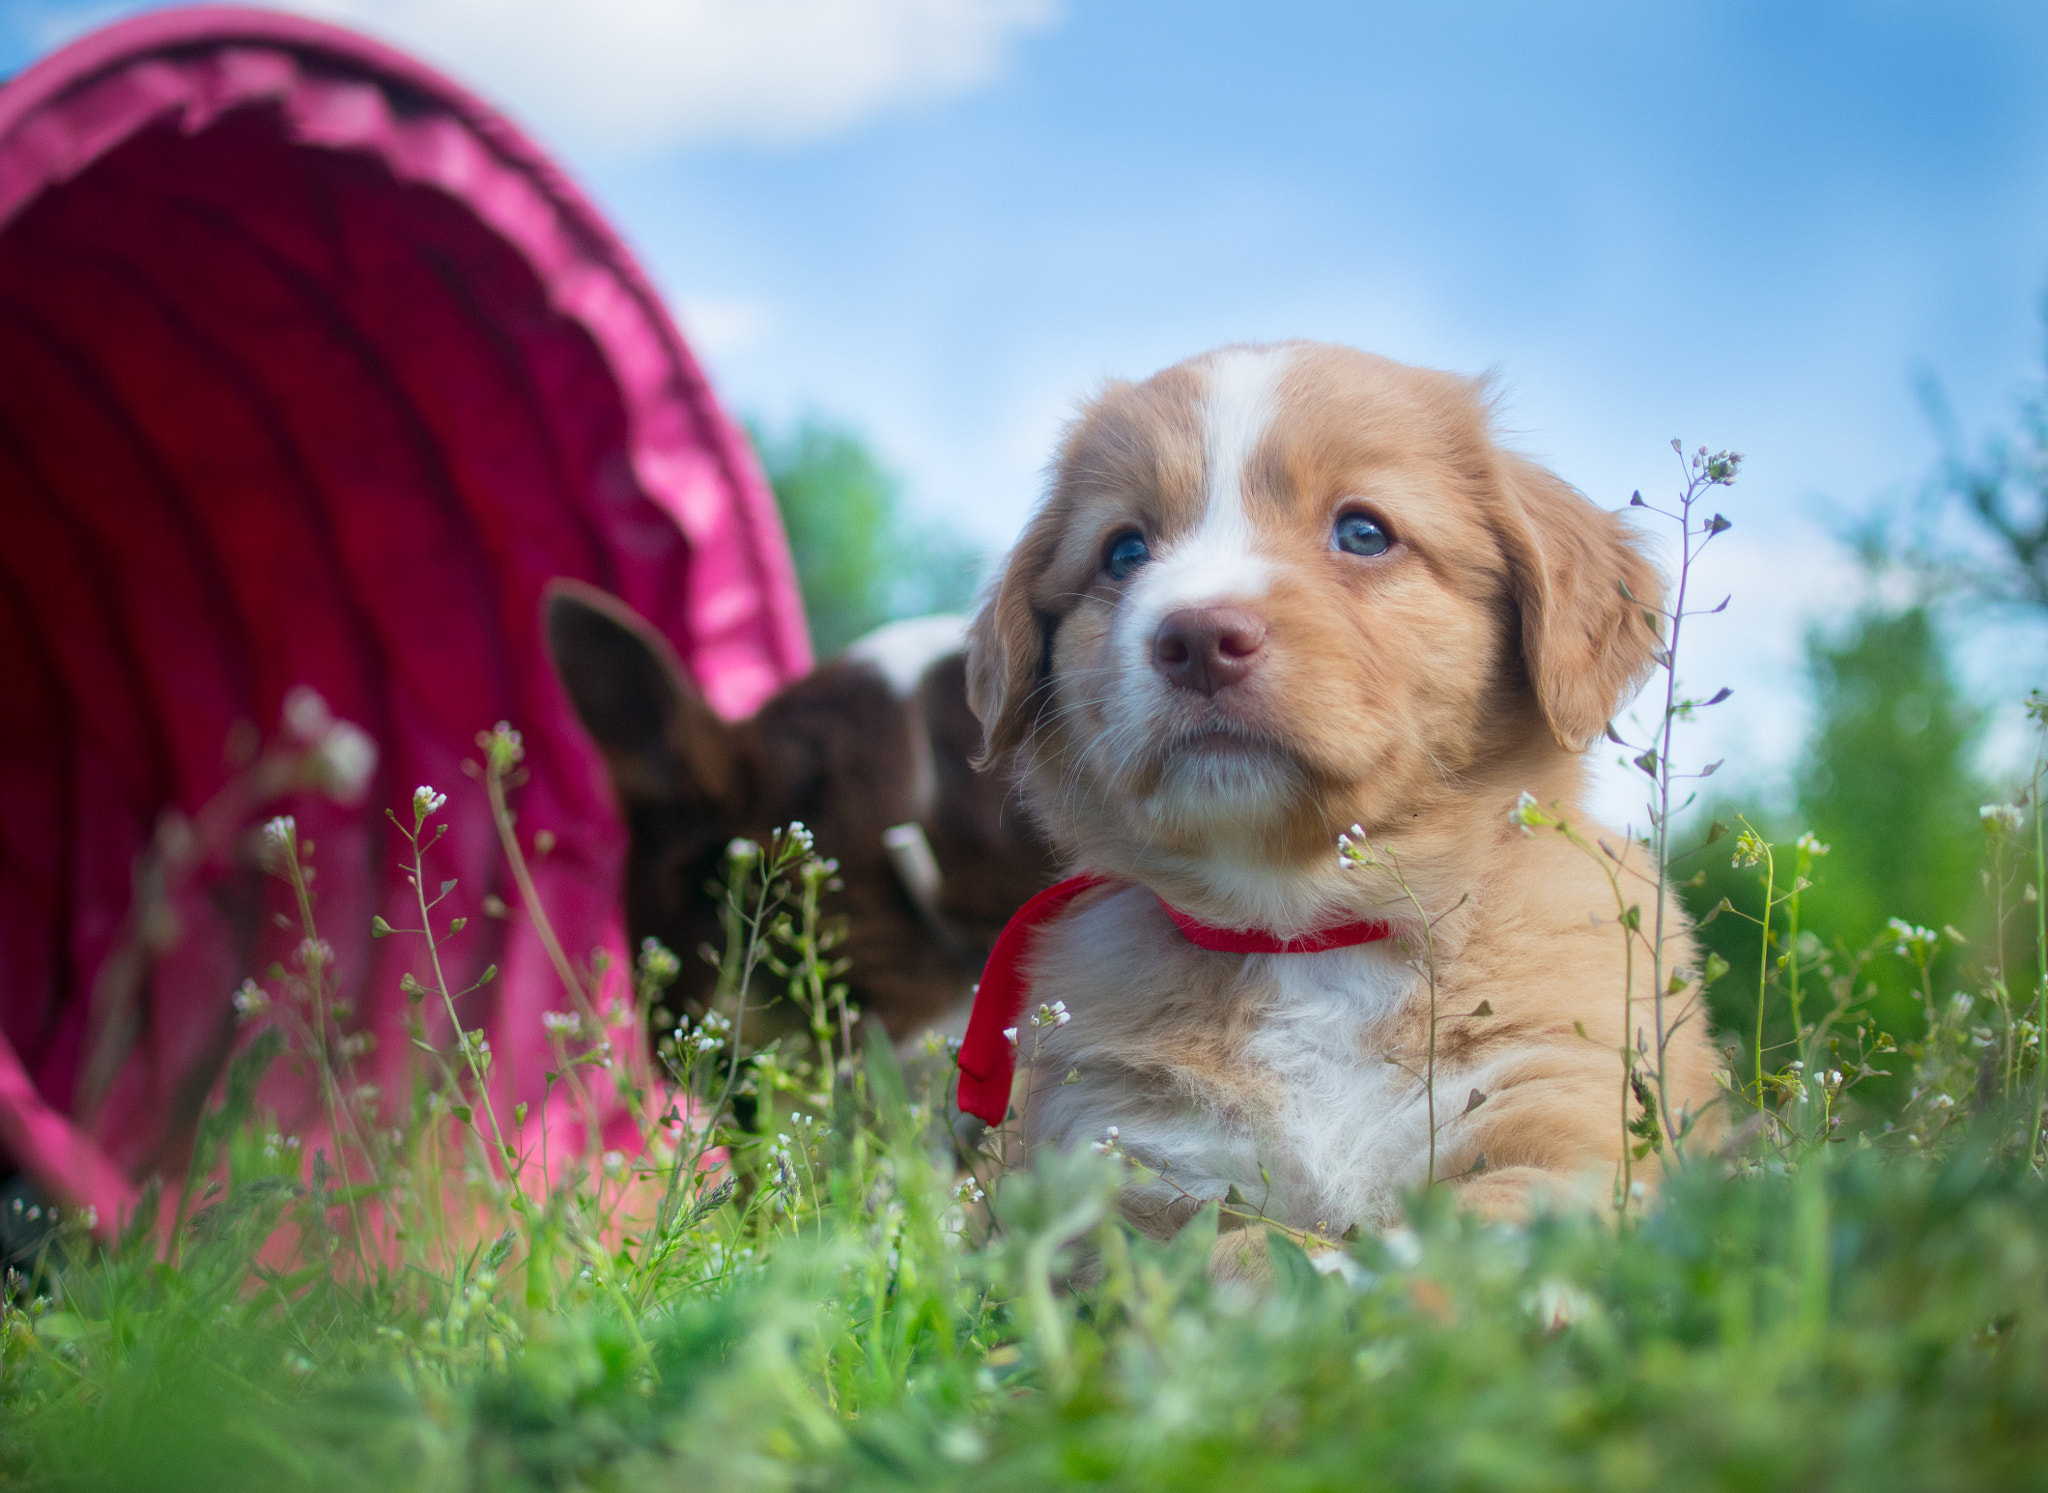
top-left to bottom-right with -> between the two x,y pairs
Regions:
1916,295 -> 2048,612
1798,606 -> 1986,946
749,415 -> 984,657
1688,601 -> 1989,1104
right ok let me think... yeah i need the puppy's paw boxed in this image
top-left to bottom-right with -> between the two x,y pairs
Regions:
1208,1225 -> 1354,1291
1451,1163 -> 1607,1222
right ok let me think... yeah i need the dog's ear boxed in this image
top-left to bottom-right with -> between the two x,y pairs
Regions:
1497,457 -> 1664,752
966,509 -> 1065,765
544,580 -> 737,808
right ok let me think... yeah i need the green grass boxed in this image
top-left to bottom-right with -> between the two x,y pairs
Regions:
6,793 -> 2048,1492
5,456 -> 2047,1489
7,1107 -> 2048,1491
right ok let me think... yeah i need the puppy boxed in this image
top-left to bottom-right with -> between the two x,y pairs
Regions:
961,342 -> 1720,1254
546,583 -> 1056,1044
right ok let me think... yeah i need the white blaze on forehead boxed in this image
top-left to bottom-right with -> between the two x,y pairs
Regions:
1131,345 -> 1292,616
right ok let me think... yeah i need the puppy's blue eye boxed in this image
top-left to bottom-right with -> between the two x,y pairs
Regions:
1106,532 -> 1151,579
1333,512 -> 1390,557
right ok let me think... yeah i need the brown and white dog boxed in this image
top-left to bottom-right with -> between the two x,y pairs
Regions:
965,342 -> 1719,1251
546,583 -> 1056,1045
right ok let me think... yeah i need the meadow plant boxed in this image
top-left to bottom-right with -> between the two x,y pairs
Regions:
8,479 -> 2048,1487
1508,442 -> 1742,1201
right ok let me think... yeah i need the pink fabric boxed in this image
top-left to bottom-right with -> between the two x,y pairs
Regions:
0,7 -> 812,1234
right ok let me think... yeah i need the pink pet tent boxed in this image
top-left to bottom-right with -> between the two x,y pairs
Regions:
0,6 -> 811,1233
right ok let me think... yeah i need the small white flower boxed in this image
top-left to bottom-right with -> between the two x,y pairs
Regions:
726,837 -> 759,864
1794,831 -> 1831,857
413,784 -> 448,820
281,685 -> 335,743
1888,919 -> 1939,960
1001,1026 -> 1019,1045
232,979 -> 269,1019
1981,803 -> 2027,835
602,1150 -> 626,1175
638,938 -> 681,984
480,721 -> 525,772
952,1178 -> 986,1205
542,1010 -> 580,1036
315,721 -> 378,805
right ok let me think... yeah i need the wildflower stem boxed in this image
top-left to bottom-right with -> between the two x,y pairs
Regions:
1750,832 -> 1776,1108
480,756 -> 596,1026
273,825 -> 374,1255
1338,835 -> 1445,1187
2030,718 -> 2048,1164
409,826 -> 528,1215
1646,467 -> 1701,1158
1786,849 -> 1805,1054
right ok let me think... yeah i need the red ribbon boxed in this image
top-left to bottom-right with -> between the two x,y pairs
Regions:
956,874 -> 1394,1126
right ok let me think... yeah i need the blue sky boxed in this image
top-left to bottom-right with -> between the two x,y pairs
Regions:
8,0 -> 2047,818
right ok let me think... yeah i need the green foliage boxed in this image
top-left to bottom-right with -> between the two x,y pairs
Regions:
1798,606 -> 1987,963
7,430 -> 2048,1488
10,1128 -> 2048,1490
1690,601 -> 1992,1097
750,416 -> 984,656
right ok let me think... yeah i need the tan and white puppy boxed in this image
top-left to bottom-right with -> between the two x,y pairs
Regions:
967,342 -> 1719,1249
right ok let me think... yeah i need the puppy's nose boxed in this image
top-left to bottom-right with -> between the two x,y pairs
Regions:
1153,606 -> 1267,695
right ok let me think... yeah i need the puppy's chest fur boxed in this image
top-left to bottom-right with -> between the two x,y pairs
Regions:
1019,887 -> 1473,1236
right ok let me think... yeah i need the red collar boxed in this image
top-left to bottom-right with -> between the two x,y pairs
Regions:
956,872 -> 1393,1126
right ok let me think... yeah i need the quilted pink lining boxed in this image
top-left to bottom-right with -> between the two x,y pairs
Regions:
0,7 -> 811,1232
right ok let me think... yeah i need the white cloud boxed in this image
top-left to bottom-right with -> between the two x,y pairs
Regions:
674,295 -> 775,357
282,0 -> 1059,154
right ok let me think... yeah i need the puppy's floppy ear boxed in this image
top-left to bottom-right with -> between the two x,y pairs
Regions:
970,385 -> 1138,764
543,580 -> 737,807
966,556 -> 1043,765
966,505 -> 1066,765
1497,457 -> 1664,752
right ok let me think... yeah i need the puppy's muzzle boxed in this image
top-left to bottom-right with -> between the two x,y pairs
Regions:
1153,606 -> 1266,695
